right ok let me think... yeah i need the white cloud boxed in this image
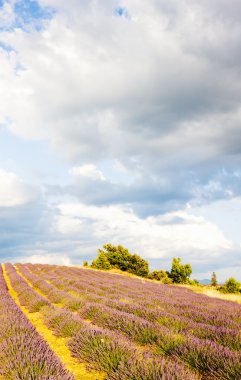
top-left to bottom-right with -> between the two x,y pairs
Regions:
0,168 -> 37,207
56,214 -> 83,235
21,252 -> 71,266
1,0 -> 240,168
70,164 -> 105,181
0,1 -> 15,29
187,197 -> 241,245
56,202 -> 231,260
0,0 -> 240,219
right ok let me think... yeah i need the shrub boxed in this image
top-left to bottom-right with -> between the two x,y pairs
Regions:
92,252 -> 111,270
148,270 -> 172,283
220,277 -> 241,294
92,244 -> 149,277
189,279 -> 200,286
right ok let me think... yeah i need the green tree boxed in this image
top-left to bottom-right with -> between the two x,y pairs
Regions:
83,260 -> 88,267
222,277 -> 240,293
95,244 -> 149,277
169,257 -> 192,284
148,270 -> 172,284
99,244 -> 130,271
128,254 -> 149,277
91,252 -> 111,270
211,272 -> 217,286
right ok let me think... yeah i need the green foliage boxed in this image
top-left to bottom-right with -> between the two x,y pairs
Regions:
188,279 -> 200,286
219,277 -> 241,294
83,261 -> 88,267
148,270 -> 172,284
91,252 -> 111,270
168,257 -> 192,284
98,244 -> 132,272
127,253 -> 149,277
92,244 -> 149,277
211,272 -> 217,286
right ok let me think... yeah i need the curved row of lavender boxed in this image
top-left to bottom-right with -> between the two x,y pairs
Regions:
0,264 -> 74,380
17,263 -> 241,379
23,263 -> 241,346
27,263 -> 241,327
5,263 -> 50,312
8,263 -> 198,380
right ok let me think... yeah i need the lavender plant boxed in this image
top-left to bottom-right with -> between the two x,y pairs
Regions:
0,265 -> 74,380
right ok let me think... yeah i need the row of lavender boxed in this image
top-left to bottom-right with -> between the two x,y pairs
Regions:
6,263 -> 199,380
17,263 -> 241,379
0,264 -> 74,380
28,263 -> 241,328
24,263 -> 241,350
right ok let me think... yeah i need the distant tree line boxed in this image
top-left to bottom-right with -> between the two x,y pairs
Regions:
210,271 -> 241,294
219,277 -> 241,294
83,244 -> 241,293
86,244 -> 193,284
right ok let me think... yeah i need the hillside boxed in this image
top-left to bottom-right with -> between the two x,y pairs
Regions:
0,263 -> 241,379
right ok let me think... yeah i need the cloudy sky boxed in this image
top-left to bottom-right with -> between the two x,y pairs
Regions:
1,0 -> 241,281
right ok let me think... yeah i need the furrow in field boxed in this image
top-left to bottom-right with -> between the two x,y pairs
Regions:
0,264 -> 74,379
4,264 -> 105,380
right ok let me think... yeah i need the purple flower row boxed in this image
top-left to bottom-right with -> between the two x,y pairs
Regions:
31,264 -> 241,328
5,263 -> 50,312
23,264 -> 241,378
13,264 -> 199,379
24,263 -> 241,351
0,264 -> 74,379
17,264 -> 84,311
42,304 -> 199,380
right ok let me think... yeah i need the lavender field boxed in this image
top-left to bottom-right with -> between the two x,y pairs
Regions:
0,263 -> 240,379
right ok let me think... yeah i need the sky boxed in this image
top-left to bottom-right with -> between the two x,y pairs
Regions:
0,0 -> 241,281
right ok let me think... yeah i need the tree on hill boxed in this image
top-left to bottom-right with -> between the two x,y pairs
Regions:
127,253 -> 149,277
220,277 -> 241,294
168,257 -> 192,284
91,244 -> 149,277
211,272 -> 217,286
91,251 -> 111,270
148,270 -> 172,283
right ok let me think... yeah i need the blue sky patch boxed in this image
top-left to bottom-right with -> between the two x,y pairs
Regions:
0,41 -> 14,52
115,6 -> 128,18
14,0 -> 53,21
11,0 -> 55,31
